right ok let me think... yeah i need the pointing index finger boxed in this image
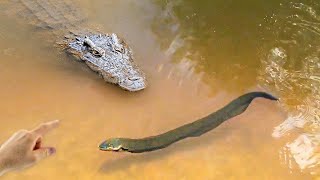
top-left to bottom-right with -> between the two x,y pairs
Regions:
32,120 -> 60,136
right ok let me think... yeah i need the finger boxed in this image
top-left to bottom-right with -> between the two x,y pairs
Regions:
31,120 -> 60,136
33,147 -> 56,162
33,137 -> 42,150
0,130 -> 29,148
8,129 -> 29,141
25,133 -> 42,150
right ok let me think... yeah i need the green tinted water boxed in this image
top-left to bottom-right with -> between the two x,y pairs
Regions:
0,0 -> 319,179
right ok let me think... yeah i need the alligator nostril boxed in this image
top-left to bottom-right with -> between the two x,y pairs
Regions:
128,77 -> 141,81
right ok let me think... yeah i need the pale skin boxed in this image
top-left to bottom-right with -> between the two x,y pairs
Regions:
0,120 -> 59,176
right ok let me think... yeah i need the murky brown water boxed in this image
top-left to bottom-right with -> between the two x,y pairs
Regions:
0,0 -> 319,179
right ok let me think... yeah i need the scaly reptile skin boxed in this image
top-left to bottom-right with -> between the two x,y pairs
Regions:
2,0 -> 147,91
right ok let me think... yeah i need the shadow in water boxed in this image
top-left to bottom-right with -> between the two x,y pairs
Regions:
99,125 -> 237,173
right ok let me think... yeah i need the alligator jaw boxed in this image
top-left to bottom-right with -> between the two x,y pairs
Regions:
67,33 -> 147,91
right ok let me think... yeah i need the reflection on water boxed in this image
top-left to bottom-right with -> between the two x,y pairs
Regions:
153,0 -> 320,175
259,1 -> 320,174
151,0 -> 280,93
0,0 -> 318,179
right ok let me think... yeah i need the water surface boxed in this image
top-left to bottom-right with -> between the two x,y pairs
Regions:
0,0 -> 318,179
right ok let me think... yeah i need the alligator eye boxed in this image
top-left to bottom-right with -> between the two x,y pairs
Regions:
83,41 -> 89,47
92,50 -> 103,57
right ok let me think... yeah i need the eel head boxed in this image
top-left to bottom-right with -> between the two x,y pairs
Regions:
99,138 -> 126,152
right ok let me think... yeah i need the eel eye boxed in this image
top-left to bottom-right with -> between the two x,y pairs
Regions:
108,144 -> 114,148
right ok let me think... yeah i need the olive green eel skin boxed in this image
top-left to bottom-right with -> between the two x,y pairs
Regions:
99,92 -> 278,153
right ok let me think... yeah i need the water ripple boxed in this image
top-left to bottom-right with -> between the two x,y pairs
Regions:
259,1 -> 320,173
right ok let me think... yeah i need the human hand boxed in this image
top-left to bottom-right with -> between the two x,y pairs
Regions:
0,120 -> 60,176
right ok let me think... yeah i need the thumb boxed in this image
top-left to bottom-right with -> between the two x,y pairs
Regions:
33,147 -> 56,161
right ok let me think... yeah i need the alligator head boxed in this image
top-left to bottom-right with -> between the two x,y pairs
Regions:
67,33 -> 147,91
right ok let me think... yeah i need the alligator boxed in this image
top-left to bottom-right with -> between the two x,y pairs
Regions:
1,0 -> 147,91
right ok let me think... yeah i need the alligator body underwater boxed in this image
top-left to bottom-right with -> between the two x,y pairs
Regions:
99,92 -> 278,153
1,0 -> 147,91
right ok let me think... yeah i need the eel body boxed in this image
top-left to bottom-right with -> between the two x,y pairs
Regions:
99,92 -> 278,153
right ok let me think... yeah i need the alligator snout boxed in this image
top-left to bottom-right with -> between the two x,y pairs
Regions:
68,33 -> 147,91
119,76 -> 147,92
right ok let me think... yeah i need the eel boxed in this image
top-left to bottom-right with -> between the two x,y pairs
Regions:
1,0 -> 147,91
99,92 -> 278,153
